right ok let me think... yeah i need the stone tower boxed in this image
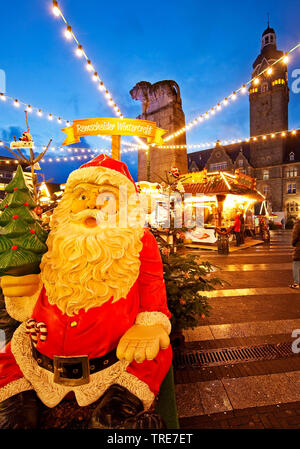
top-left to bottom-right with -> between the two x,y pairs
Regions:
249,25 -> 289,167
130,80 -> 187,182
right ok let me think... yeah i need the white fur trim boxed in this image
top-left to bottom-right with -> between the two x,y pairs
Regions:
0,378 -> 32,403
5,282 -> 43,322
135,311 -> 171,335
10,323 -> 153,409
117,371 -> 155,410
65,166 -> 136,195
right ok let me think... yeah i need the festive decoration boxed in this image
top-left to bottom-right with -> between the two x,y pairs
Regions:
2,113 -> 52,200
61,117 -> 166,147
0,154 -> 172,429
163,40 -> 300,142
0,166 -> 48,277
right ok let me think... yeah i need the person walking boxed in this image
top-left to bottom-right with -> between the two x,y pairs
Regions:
289,217 -> 300,288
240,211 -> 245,244
233,213 -> 241,247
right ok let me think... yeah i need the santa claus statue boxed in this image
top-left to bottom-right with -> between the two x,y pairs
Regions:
0,155 -> 172,429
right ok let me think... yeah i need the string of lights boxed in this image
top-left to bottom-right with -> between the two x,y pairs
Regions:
51,1 -> 148,150
154,128 -> 299,151
162,41 -> 300,143
0,92 -> 71,126
0,91 -> 140,150
51,0 -> 123,119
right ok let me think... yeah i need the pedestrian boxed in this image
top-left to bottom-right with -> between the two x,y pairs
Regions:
233,213 -> 241,246
289,216 -> 300,288
240,211 -> 245,244
281,217 -> 286,230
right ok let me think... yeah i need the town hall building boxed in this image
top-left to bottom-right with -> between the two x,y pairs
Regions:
188,26 -> 300,217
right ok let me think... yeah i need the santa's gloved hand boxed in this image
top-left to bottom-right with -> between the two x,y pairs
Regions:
116,324 -> 170,363
1,274 -> 41,298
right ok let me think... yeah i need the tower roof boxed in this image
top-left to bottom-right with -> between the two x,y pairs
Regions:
262,26 -> 275,37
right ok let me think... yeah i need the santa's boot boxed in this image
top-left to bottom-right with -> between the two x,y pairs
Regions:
90,384 -> 166,429
0,390 -> 38,429
90,384 -> 143,429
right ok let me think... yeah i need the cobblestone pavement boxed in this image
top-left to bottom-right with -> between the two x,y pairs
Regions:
175,230 -> 300,429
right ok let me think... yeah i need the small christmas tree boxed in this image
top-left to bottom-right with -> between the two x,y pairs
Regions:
0,165 -> 48,276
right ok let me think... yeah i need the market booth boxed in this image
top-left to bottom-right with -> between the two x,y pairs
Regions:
137,169 -> 265,253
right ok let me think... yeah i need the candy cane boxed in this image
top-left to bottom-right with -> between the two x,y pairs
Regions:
35,322 -> 48,342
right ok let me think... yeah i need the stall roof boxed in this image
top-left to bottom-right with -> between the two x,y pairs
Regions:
180,170 -> 265,201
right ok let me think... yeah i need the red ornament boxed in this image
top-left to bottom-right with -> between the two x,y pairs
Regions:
11,245 -> 18,250
201,314 -> 205,319
13,187 -> 18,191
30,229 -> 35,234
4,204 -> 8,208
12,215 -> 19,219
24,202 -> 29,206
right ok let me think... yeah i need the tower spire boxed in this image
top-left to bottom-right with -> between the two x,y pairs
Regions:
267,12 -> 270,28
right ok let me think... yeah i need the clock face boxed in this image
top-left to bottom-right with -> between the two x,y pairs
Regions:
215,151 -> 221,158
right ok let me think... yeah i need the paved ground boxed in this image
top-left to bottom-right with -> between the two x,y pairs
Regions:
175,230 -> 300,429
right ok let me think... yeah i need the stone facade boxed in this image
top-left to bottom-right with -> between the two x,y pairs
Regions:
130,80 -> 187,182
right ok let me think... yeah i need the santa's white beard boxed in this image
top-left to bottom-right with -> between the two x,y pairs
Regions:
40,219 -> 144,317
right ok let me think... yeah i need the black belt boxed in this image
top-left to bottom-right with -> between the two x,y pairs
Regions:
32,344 -> 118,387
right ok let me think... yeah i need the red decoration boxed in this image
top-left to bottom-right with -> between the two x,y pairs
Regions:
24,202 -> 29,206
4,204 -> 8,208
13,187 -> 18,191
12,215 -> 19,220
30,229 -> 36,234
11,245 -> 18,250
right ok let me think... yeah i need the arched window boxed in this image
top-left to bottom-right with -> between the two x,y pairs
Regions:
286,201 -> 299,215
290,152 -> 295,161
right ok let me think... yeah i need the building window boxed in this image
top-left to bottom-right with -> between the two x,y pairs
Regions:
287,183 -> 297,194
238,159 -> 243,167
263,169 -> 269,180
289,152 -> 295,161
262,83 -> 268,92
286,167 -> 297,177
286,201 -> 299,215
272,79 -> 285,86
210,162 -> 227,171
249,87 -> 258,94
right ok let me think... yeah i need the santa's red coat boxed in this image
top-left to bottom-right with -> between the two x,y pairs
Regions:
0,229 -> 172,405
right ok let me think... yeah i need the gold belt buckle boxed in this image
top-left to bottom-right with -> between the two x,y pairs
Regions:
53,355 -> 90,387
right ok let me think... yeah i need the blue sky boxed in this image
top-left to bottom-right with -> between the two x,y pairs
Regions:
0,0 -> 299,182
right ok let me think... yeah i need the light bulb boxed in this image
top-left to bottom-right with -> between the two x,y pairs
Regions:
254,77 -> 259,85
241,85 -> 247,94
267,67 -> 273,75
48,114 -> 53,121
292,130 -> 297,135
0,93 -> 6,101
281,132 -> 286,137
52,1 -> 60,16
283,55 -> 289,64
223,98 -> 229,106
14,99 -> 19,107
92,72 -> 98,82
76,45 -> 83,57
217,103 -> 221,110
57,117 -> 62,123
64,25 -> 72,40
271,133 -> 275,138
231,92 -> 237,100
27,105 -> 32,112
86,60 -> 93,71
38,109 -> 43,116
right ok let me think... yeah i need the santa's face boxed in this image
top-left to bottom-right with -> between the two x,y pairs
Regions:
70,182 -> 120,229
40,177 -> 144,316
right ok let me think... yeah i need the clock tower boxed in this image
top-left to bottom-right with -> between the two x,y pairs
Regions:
249,25 -> 289,167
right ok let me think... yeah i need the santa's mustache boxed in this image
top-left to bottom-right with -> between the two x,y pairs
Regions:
69,209 -> 100,223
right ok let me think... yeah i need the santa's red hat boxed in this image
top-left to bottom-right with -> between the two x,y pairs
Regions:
65,154 -> 137,193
